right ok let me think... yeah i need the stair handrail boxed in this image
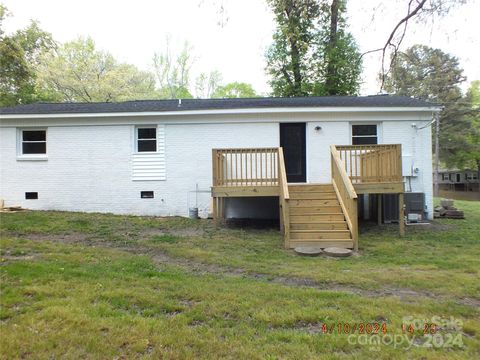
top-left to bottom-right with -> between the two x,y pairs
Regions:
278,147 -> 290,247
331,145 -> 358,251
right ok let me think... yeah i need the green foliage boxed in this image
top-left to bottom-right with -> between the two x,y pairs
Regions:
446,82 -> 480,171
152,40 -> 194,99
36,37 -> 156,102
0,6 -> 55,107
1,8 -> 256,104
314,1 -> 361,95
195,70 -> 222,98
469,80 -> 480,108
384,45 -> 465,103
265,0 -> 361,97
384,45 -> 478,171
265,0 -> 320,96
213,82 -> 257,98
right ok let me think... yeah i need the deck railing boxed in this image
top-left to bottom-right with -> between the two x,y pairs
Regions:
278,147 -> 290,247
212,148 -> 279,187
331,145 -> 358,251
335,144 -> 402,183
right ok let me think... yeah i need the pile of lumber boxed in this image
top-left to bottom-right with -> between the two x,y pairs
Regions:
434,199 -> 465,219
0,206 -> 28,213
0,200 -> 28,213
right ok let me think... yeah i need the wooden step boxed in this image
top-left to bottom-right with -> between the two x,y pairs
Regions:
290,213 -> 345,222
288,184 -> 334,192
288,239 -> 354,249
289,192 -> 337,200
289,199 -> 340,207
290,230 -> 351,240
290,222 -> 348,230
289,205 -> 342,215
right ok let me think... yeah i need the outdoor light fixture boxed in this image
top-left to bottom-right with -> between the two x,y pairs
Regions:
314,126 -> 322,131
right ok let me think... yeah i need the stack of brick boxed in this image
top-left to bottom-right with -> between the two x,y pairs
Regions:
434,199 -> 465,219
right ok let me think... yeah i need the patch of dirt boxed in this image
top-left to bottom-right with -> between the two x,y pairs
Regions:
6,231 -> 480,309
1,254 -> 36,261
142,227 -> 206,238
12,232 -> 91,244
407,220 -> 454,233
127,245 -> 480,308
0,249 -> 37,264
291,321 -> 324,334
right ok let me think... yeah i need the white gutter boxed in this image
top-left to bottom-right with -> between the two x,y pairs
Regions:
0,106 -> 442,120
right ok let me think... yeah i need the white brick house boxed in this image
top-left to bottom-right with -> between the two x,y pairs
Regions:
0,96 -> 440,227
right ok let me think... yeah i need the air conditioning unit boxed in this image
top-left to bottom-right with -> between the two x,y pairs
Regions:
405,192 -> 425,217
382,192 -> 425,223
407,213 -> 422,223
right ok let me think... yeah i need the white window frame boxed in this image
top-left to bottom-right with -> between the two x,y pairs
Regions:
17,128 -> 48,161
135,126 -> 158,153
466,172 -> 478,180
350,123 -> 380,145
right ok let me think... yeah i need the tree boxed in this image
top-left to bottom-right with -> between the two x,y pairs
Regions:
153,40 -> 194,99
195,71 -> 222,98
37,37 -> 156,102
0,5 -> 55,107
468,80 -> 480,108
265,0 -> 320,96
363,0 -> 467,89
315,0 -> 362,95
265,0 -> 361,97
384,45 -> 465,103
213,82 -> 257,98
384,45 -> 477,176
444,82 -> 480,177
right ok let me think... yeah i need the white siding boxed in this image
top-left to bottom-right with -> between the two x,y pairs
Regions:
132,125 -> 166,181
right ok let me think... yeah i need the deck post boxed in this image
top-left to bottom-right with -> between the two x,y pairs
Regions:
212,197 -> 218,224
279,201 -> 284,232
220,197 -> 226,222
377,194 -> 382,225
399,193 -> 405,236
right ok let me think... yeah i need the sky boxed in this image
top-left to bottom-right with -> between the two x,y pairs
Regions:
2,0 -> 479,96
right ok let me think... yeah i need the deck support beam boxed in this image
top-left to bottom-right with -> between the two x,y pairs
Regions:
377,194 -> 382,225
399,193 -> 405,236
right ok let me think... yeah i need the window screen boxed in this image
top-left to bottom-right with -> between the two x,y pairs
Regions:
137,128 -> 157,152
352,125 -> 377,145
22,130 -> 47,154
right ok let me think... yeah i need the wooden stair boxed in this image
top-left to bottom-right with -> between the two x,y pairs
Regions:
286,184 -> 354,249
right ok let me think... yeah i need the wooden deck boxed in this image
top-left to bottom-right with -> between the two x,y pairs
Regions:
212,145 -> 405,250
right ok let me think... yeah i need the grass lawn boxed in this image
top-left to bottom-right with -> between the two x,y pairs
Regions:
1,199 -> 479,359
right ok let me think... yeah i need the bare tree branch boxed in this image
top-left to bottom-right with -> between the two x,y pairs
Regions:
361,0 -> 427,90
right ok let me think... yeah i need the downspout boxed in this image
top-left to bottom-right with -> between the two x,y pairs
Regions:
433,111 -> 440,197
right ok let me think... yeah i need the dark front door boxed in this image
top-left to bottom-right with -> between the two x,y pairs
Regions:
280,123 -> 306,183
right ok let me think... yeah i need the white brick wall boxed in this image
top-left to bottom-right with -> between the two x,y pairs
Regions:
307,121 -> 350,183
0,111 -> 434,219
0,122 -> 278,217
383,121 -> 434,219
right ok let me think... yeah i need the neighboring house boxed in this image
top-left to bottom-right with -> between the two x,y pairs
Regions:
0,95 -> 441,250
437,169 -> 480,192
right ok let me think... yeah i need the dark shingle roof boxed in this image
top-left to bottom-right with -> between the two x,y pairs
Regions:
0,95 -> 438,115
